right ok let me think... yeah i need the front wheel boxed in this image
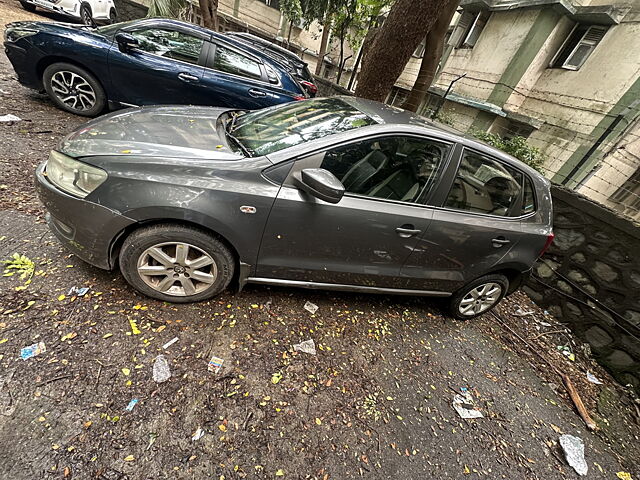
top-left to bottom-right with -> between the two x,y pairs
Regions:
43,62 -> 106,116
119,224 -> 236,303
449,274 -> 508,320
80,4 -> 94,26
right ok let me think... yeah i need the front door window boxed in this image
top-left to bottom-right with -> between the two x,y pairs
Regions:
129,28 -> 204,65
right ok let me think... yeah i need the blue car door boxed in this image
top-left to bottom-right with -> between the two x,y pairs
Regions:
199,42 -> 295,109
107,25 -> 209,107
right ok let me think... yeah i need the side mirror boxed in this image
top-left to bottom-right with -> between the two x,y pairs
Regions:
115,32 -> 139,52
294,168 -> 345,204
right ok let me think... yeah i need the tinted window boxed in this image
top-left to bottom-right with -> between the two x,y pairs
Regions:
522,176 -> 536,215
320,137 -> 450,203
130,29 -> 203,65
444,150 -> 524,217
214,46 -> 262,79
232,98 -> 377,156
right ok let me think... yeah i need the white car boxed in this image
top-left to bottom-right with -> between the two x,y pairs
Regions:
19,0 -> 117,25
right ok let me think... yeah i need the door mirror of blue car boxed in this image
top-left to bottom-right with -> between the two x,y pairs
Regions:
115,32 -> 139,52
294,168 -> 345,204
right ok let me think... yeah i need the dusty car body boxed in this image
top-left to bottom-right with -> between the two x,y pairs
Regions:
35,97 -> 553,319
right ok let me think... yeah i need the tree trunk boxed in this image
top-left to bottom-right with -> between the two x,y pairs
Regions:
199,0 -> 219,31
403,0 -> 459,112
315,17 -> 331,76
354,0 -> 452,102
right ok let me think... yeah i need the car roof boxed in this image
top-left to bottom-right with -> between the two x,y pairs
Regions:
226,32 -> 306,64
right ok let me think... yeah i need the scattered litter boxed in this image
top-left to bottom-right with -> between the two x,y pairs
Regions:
20,342 -> 46,360
162,337 -> 179,349
152,355 -> 171,383
303,301 -> 318,314
586,371 -> 603,385
559,434 -> 588,476
67,286 -> 89,297
293,339 -> 316,355
192,427 -> 204,441
0,114 -> 21,123
125,399 -> 138,412
452,389 -> 483,419
207,355 -> 224,373
557,345 -> 575,361
514,308 -> 535,316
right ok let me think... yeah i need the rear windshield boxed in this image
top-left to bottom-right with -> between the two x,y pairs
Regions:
232,98 -> 377,156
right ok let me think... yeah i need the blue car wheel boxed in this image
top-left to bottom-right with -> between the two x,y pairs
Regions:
43,62 -> 106,117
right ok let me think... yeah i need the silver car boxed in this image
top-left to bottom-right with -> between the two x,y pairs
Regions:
35,97 -> 554,319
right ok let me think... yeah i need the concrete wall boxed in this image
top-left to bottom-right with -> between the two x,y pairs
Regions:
524,185 -> 640,391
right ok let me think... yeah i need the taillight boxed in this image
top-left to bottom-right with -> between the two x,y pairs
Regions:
539,233 -> 554,257
292,95 -> 306,101
300,80 -> 318,95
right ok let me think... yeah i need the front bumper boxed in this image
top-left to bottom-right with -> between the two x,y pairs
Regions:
24,0 -> 81,19
35,162 -> 135,270
4,41 -> 41,90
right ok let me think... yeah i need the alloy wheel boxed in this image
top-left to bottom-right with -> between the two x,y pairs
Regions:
81,8 -> 93,25
458,282 -> 502,317
136,242 -> 218,297
50,71 -> 96,112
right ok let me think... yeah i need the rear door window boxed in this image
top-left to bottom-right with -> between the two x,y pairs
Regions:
213,45 -> 263,80
444,149 -> 525,217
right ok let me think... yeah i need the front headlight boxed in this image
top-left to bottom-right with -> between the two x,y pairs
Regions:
46,151 -> 108,198
5,28 -> 38,43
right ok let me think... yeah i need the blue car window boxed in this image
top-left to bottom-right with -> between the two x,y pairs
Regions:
213,46 -> 263,80
130,29 -> 203,65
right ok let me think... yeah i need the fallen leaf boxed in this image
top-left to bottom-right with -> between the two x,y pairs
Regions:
121,368 -> 130,376
124,455 -> 135,462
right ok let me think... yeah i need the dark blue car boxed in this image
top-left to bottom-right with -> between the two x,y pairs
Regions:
3,18 -> 308,116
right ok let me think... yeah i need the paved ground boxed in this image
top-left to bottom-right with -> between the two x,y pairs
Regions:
1,2 -> 639,479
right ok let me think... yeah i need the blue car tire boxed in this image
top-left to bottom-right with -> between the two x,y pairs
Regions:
43,62 -> 106,117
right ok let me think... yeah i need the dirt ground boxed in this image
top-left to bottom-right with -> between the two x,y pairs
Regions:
1,2 -> 640,478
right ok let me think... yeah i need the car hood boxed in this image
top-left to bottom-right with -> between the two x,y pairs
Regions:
59,106 -> 243,160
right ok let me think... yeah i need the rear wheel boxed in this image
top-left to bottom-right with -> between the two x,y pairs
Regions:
43,62 -> 106,116
119,224 -> 235,303
449,274 -> 508,320
19,1 -> 36,12
108,8 -> 117,23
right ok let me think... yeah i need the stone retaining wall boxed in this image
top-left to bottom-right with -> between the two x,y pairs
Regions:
312,75 -> 353,98
113,0 -> 148,21
524,185 -> 640,391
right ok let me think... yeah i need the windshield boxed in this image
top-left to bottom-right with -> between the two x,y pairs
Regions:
231,98 -> 377,156
95,20 -> 137,37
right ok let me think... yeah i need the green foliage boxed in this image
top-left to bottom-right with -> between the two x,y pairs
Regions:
471,130 -> 546,173
147,0 -> 188,19
332,0 -> 393,51
280,0 -> 303,25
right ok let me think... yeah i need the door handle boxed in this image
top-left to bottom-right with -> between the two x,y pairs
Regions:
396,225 -> 421,238
492,237 -> 511,248
248,88 -> 267,98
178,72 -> 199,83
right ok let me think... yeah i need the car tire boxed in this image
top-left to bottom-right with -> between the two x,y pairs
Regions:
80,4 -> 94,26
119,224 -> 236,303
43,62 -> 106,117
19,1 -> 36,12
448,274 -> 509,320
109,8 -> 117,23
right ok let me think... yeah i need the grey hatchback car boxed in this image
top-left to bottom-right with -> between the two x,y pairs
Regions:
35,97 -> 553,319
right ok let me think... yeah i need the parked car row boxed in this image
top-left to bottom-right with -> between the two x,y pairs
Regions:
4,18 -> 316,116
4,15 -> 553,318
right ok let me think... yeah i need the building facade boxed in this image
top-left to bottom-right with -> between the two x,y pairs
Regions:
389,0 -> 640,220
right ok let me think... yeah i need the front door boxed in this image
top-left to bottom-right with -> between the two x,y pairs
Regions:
256,135 -> 453,288
401,147 -> 528,292
108,26 -> 208,106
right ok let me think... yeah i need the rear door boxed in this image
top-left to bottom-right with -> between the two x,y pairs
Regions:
107,25 -> 208,106
256,134 -> 454,288
200,42 -> 294,109
401,147 -> 529,293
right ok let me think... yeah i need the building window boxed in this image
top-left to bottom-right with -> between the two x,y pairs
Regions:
259,0 -> 280,10
413,38 -> 426,58
609,167 -> 640,212
450,10 -> 490,49
551,24 -> 608,70
387,86 -> 410,106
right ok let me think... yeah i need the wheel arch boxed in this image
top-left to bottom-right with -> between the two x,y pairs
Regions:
485,266 -> 529,295
36,57 -> 105,93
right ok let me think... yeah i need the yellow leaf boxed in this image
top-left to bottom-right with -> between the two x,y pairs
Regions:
275,470 -> 285,476
463,465 -> 470,474
129,318 -> 141,335
103,333 -> 113,339
58,295 -> 66,301
219,424 -> 227,432
616,473 -> 632,480
123,455 -> 135,462
0,339 -> 7,345
156,325 -> 166,333
315,418 -> 321,425
121,368 -> 130,376
271,372 -> 282,384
